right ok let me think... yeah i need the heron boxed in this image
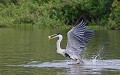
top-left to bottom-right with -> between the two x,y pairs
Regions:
48,20 -> 94,64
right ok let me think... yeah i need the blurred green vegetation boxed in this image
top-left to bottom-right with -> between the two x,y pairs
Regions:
0,0 -> 119,29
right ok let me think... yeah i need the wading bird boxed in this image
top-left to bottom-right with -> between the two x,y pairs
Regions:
48,20 -> 94,64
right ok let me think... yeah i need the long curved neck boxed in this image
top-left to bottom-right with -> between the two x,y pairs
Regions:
56,35 -> 63,50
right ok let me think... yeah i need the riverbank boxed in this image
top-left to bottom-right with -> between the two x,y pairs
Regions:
0,0 -> 119,30
0,24 -> 110,30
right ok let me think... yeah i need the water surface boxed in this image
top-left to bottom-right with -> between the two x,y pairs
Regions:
0,28 -> 120,75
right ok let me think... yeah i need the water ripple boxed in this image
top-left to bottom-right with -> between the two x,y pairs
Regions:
8,59 -> 120,70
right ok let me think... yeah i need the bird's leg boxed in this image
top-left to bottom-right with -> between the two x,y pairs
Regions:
75,58 -> 84,64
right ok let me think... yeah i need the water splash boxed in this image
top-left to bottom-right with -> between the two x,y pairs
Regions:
8,59 -> 120,70
91,44 -> 105,63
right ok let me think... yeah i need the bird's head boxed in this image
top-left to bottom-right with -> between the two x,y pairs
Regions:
48,33 -> 62,40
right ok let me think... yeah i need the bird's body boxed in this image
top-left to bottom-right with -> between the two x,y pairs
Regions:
48,20 -> 94,64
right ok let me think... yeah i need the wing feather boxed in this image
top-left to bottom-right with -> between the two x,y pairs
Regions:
65,20 -> 94,56
84,29 -> 94,43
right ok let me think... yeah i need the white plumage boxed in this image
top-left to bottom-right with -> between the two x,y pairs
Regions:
48,20 -> 94,64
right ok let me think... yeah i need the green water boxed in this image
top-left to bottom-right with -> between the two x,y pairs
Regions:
0,28 -> 120,75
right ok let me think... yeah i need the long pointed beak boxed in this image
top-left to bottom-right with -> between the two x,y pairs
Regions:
48,34 -> 57,40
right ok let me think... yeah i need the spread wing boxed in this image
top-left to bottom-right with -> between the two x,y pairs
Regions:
65,20 -> 94,57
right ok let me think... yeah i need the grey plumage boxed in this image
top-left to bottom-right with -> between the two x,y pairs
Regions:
65,20 -> 94,60
48,20 -> 94,64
